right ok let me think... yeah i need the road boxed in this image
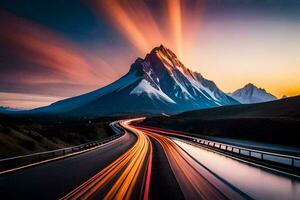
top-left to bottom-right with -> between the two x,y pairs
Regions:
1,118 -> 300,199
0,126 -> 136,200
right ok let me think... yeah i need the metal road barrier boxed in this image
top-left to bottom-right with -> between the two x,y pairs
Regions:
190,137 -> 300,169
132,125 -> 300,172
0,122 -> 125,173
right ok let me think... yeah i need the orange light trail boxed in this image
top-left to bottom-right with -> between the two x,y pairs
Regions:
133,125 -> 249,199
139,128 -> 227,199
60,118 -> 245,199
60,119 -> 152,200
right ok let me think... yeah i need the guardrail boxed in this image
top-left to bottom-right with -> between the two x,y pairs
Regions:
135,125 -> 300,171
0,122 -> 125,173
189,137 -> 300,169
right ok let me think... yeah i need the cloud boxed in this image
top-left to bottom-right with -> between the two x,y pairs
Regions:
92,0 -> 204,60
0,12 -> 102,83
0,92 -> 61,109
0,11 -> 123,107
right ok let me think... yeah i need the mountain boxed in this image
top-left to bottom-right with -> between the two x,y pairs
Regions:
0,107 -> 10,113
0,106 -> 21,114
29,45 -> 239,117
229,83 -> 277,104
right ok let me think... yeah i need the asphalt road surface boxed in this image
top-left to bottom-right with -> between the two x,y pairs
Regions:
0,128 -> 136,200
1,118 -> 299,200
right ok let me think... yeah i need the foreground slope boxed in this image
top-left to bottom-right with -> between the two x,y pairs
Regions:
30,45 -> 238,117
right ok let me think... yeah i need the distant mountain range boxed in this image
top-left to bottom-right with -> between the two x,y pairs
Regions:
5,45 -> 282,117
28,45 -> 239,117
0,106 -> 21,114
229,83 -> 277,104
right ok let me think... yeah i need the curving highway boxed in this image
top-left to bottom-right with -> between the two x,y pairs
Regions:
60,119 -> 152,200
0,124 -> 136,200
1,118 -> 300,200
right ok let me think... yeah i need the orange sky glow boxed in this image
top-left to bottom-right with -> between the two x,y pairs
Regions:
1,0 -> 300,108
94,0 -> 300,99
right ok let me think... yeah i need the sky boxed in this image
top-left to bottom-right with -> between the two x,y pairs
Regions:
0,0 -> 300,109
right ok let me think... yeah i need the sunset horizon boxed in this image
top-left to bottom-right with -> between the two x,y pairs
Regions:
1,0 -> 300,109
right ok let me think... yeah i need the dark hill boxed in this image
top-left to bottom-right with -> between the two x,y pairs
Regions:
140,95 -> 300,147
177,95 -> 300,119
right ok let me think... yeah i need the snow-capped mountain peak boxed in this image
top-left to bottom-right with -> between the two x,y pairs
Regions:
229,83 -> 277,104
131,45 -> 195,79
129,45 -> 238,105
30,45 -> 239,116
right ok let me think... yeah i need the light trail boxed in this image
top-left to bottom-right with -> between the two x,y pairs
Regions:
2,119 -> 299,199
134,126 -> 247,200
141,129 -> 224,199
173,139 -> 300,199
134,126 -> 193,139
60,119 -> 152,200
60,119 -> 246,199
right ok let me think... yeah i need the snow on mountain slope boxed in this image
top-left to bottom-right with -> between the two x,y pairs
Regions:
32,73 -> 139,113
229,83 -> 277,104
130,79 -> 176,104
29,45 -> 239,116
142,45 -> 238,106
